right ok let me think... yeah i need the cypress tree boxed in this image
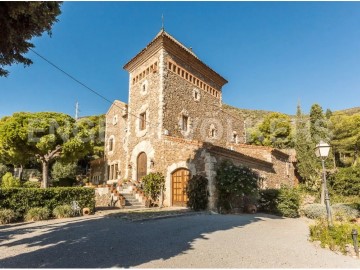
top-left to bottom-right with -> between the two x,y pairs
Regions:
294,104 -> 321,193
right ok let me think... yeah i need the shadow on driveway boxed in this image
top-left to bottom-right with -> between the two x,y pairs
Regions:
0,213 -> 283,268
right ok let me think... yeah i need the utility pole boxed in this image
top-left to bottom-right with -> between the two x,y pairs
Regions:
75,101 -> 79,120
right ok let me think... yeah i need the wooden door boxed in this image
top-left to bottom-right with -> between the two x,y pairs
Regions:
172,168 -> 190,206
137,152 -> 147,180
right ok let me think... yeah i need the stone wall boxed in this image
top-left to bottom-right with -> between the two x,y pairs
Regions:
89,158 -> 106,184
162,51 -> 245,146
105,100 -> 128,182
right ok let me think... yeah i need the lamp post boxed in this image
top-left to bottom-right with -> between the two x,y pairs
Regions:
315,140 -> 333,227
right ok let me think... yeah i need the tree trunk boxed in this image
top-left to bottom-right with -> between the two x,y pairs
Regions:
19,164 -> 23,181
42,161 -> 49,188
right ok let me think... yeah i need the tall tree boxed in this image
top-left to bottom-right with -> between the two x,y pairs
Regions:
330,113 -> 360,167
0,112 -> 92,187
294,104 -> 321,193
309,104 -> 329,143
0,2 -> 62,76
249,112 -> 293,148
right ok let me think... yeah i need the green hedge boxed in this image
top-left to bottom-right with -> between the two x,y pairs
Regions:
259,186 -> 300,218
0,187 -> 95,220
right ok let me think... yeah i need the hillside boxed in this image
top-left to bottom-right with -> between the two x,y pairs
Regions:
223,104 -> 360,129
223,104 -> 295,129
333,107 -> 360,116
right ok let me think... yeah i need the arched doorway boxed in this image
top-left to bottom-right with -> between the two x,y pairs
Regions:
137,152 -> 147,181
172,168 -> 190,206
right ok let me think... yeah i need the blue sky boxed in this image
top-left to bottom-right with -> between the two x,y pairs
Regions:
1,1 -> 360,118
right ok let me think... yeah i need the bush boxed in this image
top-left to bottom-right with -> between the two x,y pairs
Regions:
310,219 -> 360,253
25,207 -> 50,221
331,194 -> 360,212
258,189 -> 280,213
332,203 -> 359,222
277,186 -> 300,218
303,203 -> 327,219
186,175 -> 208,211
302,203 -> 359,221
259,186 -> 300,217
216,160 -> 259,212
52,177 -> 76,187
53,204 -> 74,219
22,181 -> 41,188
1,172 -> 21,188
0,163 -> 8,180
329,166 -> 360,196
142,172 -> 165,205
0,187 -> 95,220
0,209 -> 15,224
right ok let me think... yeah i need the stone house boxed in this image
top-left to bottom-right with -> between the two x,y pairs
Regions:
99,30 -> 296,210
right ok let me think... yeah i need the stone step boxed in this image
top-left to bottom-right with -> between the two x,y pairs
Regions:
123,205 -> 146,210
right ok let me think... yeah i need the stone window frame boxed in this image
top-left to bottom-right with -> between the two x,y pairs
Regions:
140,80 -> 149,96
182,115 -> 188,132
112,114 -> 118,125
232,131 -> 239,144
136,105 -> 149,137
209,124 -> 217,138
193,88 -> 201,102
179,110 -> 191,137
107,135 -> 115,155
106,135 -> 115,155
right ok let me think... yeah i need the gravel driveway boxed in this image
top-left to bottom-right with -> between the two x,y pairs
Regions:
0,212 -> 359,268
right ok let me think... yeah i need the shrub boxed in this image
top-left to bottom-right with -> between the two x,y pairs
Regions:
52,177 -> 76,187
303,203 -> 327,219
216,160 -> 259,212
0,187 -> 95,220
258,186 -> 300,217
331,194 -> 360,212
25,207 -> 50,221
258,189 -> 280,213
332,203 -> 359,222
309,219 -> 360,253
303,203 -> 359,221
53,204 -> 74,219
0,209 -> 15,224
142,172 -> 165,205
0,163 -> 8,180
22,181 -> 41,188
277,186 -> 300,218
329,166 -> 360,196
186,175 -> 208,211
1,172 -> 21,188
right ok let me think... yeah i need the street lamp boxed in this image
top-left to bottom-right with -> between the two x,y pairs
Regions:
315,140 -> 333,227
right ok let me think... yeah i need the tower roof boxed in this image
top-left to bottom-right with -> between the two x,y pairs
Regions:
123,30 -> 228,88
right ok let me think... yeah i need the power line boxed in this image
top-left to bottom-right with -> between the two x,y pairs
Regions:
29,48 -> 162,129
29,48 -> 245,134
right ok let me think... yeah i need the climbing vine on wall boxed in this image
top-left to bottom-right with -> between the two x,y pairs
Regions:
215,160 -> 259,211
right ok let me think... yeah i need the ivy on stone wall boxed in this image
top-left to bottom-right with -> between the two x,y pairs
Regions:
215,160 -> 259,212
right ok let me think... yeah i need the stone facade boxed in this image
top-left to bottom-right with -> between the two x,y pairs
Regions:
89,158 -> 106,185
94,30 -> 297,210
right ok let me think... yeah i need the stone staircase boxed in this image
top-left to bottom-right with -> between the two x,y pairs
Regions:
117,183 -> 146,209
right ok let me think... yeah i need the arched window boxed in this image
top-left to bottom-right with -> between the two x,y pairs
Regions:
109,137 -> 114,152
137,152 -> 147,181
